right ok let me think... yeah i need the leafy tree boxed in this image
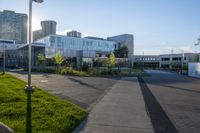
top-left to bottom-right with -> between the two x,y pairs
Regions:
114,46 -> 129,58
37,53 -> 46,66
109,52 -> 116,67
55,53 -> 63,67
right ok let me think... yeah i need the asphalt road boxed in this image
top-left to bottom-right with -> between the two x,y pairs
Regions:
8,71 -> 118,110
143,70 -> 200,133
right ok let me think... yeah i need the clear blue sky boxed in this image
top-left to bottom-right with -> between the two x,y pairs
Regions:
1,0 -> 200,55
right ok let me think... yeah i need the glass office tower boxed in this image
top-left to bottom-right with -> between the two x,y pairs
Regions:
37,35 -> 116,59
0,10 -> 27,44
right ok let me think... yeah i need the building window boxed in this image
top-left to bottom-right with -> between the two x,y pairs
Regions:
162,58 -> 170,61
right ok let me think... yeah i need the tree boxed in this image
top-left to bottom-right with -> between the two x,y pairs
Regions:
37,53 -> 46,66
109,52 -> 116,67
114,46 -> 129,58
55,53 -> 63,67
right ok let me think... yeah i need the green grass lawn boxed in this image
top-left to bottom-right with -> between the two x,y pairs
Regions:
0,73 -> 88,133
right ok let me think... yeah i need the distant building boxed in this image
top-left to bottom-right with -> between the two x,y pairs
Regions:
33,30 -> 43,42
67,30 -> 81,38
160,53 -> 198,68
0,10 -> 27,44
41,20 -> 57,37
134,55 -> 160,68
107,34 -> 134,61
33,20 -> 57,41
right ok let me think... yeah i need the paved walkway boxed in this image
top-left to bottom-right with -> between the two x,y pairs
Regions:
74,77 -> 154,133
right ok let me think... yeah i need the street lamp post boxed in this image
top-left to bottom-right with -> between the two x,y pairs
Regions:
181,50 -> 184,75
26,0 -> 43,133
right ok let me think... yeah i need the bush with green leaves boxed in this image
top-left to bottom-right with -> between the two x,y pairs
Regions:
58,68 -> 89,77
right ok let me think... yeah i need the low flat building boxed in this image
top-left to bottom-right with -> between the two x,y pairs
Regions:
160,53 -> 198,68
134,53 -> 199,69
36,35 -> 116,59
134,55 -> 160,68
1,33 -> 132,68
0,42 -> 45,68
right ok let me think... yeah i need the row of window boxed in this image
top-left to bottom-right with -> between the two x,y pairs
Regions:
37,36 -> 115,52
7,54 -> 25,59
161,57 -> 187,61
135,57 -> 159,61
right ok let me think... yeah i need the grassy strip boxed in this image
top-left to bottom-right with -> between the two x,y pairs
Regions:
0,73 -> 88,133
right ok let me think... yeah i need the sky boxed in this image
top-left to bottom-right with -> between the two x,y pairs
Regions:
1,0 -> 200,55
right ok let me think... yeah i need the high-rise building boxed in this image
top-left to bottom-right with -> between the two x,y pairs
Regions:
67,30 -> 82,38
33,20 -> 57,41
41,20 -> 57,37
0,10 -> 27,44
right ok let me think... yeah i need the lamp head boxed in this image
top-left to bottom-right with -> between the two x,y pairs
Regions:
33,0 -> 44,3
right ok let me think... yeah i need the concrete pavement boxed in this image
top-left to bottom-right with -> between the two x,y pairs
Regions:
74,77 -> 154,133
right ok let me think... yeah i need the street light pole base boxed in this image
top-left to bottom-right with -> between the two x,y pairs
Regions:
25,85 -> 34,93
